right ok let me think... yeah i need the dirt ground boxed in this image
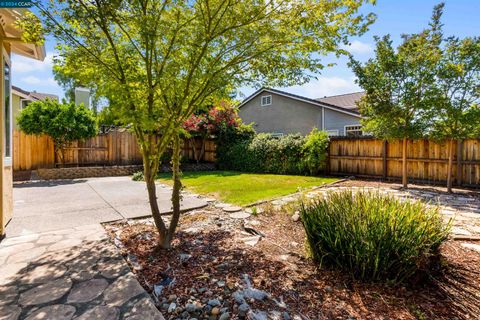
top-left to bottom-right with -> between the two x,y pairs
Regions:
106,192 -> 480,320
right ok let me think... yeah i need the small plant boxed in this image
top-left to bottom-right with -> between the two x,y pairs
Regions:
132,171 -> 144,181
301,190 -> 450,283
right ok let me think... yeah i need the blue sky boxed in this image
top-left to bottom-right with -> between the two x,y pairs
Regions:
11,0 -> 480,101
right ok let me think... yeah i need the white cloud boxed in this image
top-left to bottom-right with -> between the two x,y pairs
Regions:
341,40 -> 373,55
20,75 -> 42,85
285,76 -> 360,99
11,52 -> 54,73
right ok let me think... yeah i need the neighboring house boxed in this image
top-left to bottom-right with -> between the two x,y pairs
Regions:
0,9 -> 46,238
12,85 -> 59,130
238,88 -> 364,137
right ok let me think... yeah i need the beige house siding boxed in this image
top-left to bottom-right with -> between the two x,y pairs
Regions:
239,92 -> 322,135
12,93 -> 21,131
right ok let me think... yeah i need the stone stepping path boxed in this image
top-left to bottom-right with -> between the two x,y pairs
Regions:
0,224 -> 165,320
223,206 -> 243,213
273,185 -> 480,240
229,212 -> 251,219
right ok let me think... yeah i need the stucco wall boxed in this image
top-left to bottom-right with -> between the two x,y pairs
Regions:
239,91 -> 361,136
323,108 -> 361,135
11,93 -> 21,131
239,92 -> 322,135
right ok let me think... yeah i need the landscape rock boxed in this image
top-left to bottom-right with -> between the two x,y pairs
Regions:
291,211 -> 301,222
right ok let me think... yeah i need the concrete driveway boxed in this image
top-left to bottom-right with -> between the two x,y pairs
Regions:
6,176 -> 207,237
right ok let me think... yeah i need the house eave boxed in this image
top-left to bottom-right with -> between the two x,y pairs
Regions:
0,8 -> 46,61
238,88 -> 363,119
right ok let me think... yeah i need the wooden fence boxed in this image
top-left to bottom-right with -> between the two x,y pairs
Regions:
13,129 -> 216,171
328,137 -> 480,187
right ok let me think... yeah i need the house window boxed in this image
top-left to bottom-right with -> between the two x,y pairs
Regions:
20,99 -> 31,110
261,95 -> 272,106
326,130 -> 339,137
345,125 -> 363,137
270,132 -> 284,138
4,61 -> 11,159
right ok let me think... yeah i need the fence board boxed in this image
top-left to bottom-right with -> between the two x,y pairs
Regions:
13,129 -> 215,171
328,138 -> 480,186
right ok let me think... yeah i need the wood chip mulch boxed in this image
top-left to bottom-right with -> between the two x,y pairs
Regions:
106,205 -> 480,320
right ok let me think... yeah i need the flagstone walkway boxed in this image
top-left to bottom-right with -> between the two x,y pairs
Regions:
0,224 -> 164,320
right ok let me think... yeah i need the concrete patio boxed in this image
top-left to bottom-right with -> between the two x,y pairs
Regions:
7,176 -> 207,237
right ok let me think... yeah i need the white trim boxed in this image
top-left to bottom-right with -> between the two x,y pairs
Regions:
238,89 -> 362,118
321,107 -> 325,130
344,124 -> 363,136
260,94 -> 272,106
3,48 -> 12,163
325,130 -> 339,136
75,87 -> 90,93
20,99 -> 31,110
12,89 -> 30,100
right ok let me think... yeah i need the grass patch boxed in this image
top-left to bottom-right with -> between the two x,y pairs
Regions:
156,170 -> 337,206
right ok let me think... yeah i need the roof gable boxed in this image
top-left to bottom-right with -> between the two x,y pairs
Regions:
238,88 -> 361,118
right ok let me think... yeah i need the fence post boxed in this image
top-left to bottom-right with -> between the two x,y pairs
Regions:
456,139 -> 463,187
382,140 -> 388,180
326,141 -> 331,175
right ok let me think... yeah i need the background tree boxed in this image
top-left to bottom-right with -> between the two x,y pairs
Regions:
183,100 -> 240,163
52,60 -> 102,114
40,0 -> 375,248
431,35 -> 480,192
349,4 -> 443,188
17,100 -> 97,166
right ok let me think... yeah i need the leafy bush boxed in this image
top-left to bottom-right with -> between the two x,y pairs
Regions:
301,191 -> 450,283
217,127 -> 329,175
132,171 -> 144,181
216,123 -> 255,167
302,128 -> 329,175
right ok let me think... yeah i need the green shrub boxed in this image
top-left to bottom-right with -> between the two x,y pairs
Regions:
132,171 -> 144,181
218,131 -> 306,174
302,128 -> 329,175
217,127 -> 330,175
301,191 -> 450,283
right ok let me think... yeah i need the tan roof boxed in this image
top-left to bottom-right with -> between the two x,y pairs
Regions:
12,85 -> 58,102
315,92 -> 365,112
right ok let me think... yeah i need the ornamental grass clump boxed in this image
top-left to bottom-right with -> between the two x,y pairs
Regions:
301,191 -> 450,283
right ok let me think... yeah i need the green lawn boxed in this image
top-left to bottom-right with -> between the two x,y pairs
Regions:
157,171 -> 338,206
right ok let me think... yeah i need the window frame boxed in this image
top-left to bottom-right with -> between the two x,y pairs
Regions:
3,48 -> 11,166
20,99 -> 31,110
260,95 -> 272,106
344,125 -> 363,137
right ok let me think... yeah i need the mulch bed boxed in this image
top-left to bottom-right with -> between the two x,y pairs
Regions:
106,204 -> 480,320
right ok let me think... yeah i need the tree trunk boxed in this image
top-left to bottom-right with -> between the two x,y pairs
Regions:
402,137 -> 408,188
162,133 -> 182,248
141,135 -> 168,243
446,138 -> 454,193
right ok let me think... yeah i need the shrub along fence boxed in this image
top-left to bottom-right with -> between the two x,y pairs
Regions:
328,137 -> 480,187
13,129 -> 216,171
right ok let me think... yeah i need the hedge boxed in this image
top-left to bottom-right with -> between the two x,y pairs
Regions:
217,126 -> 329,175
